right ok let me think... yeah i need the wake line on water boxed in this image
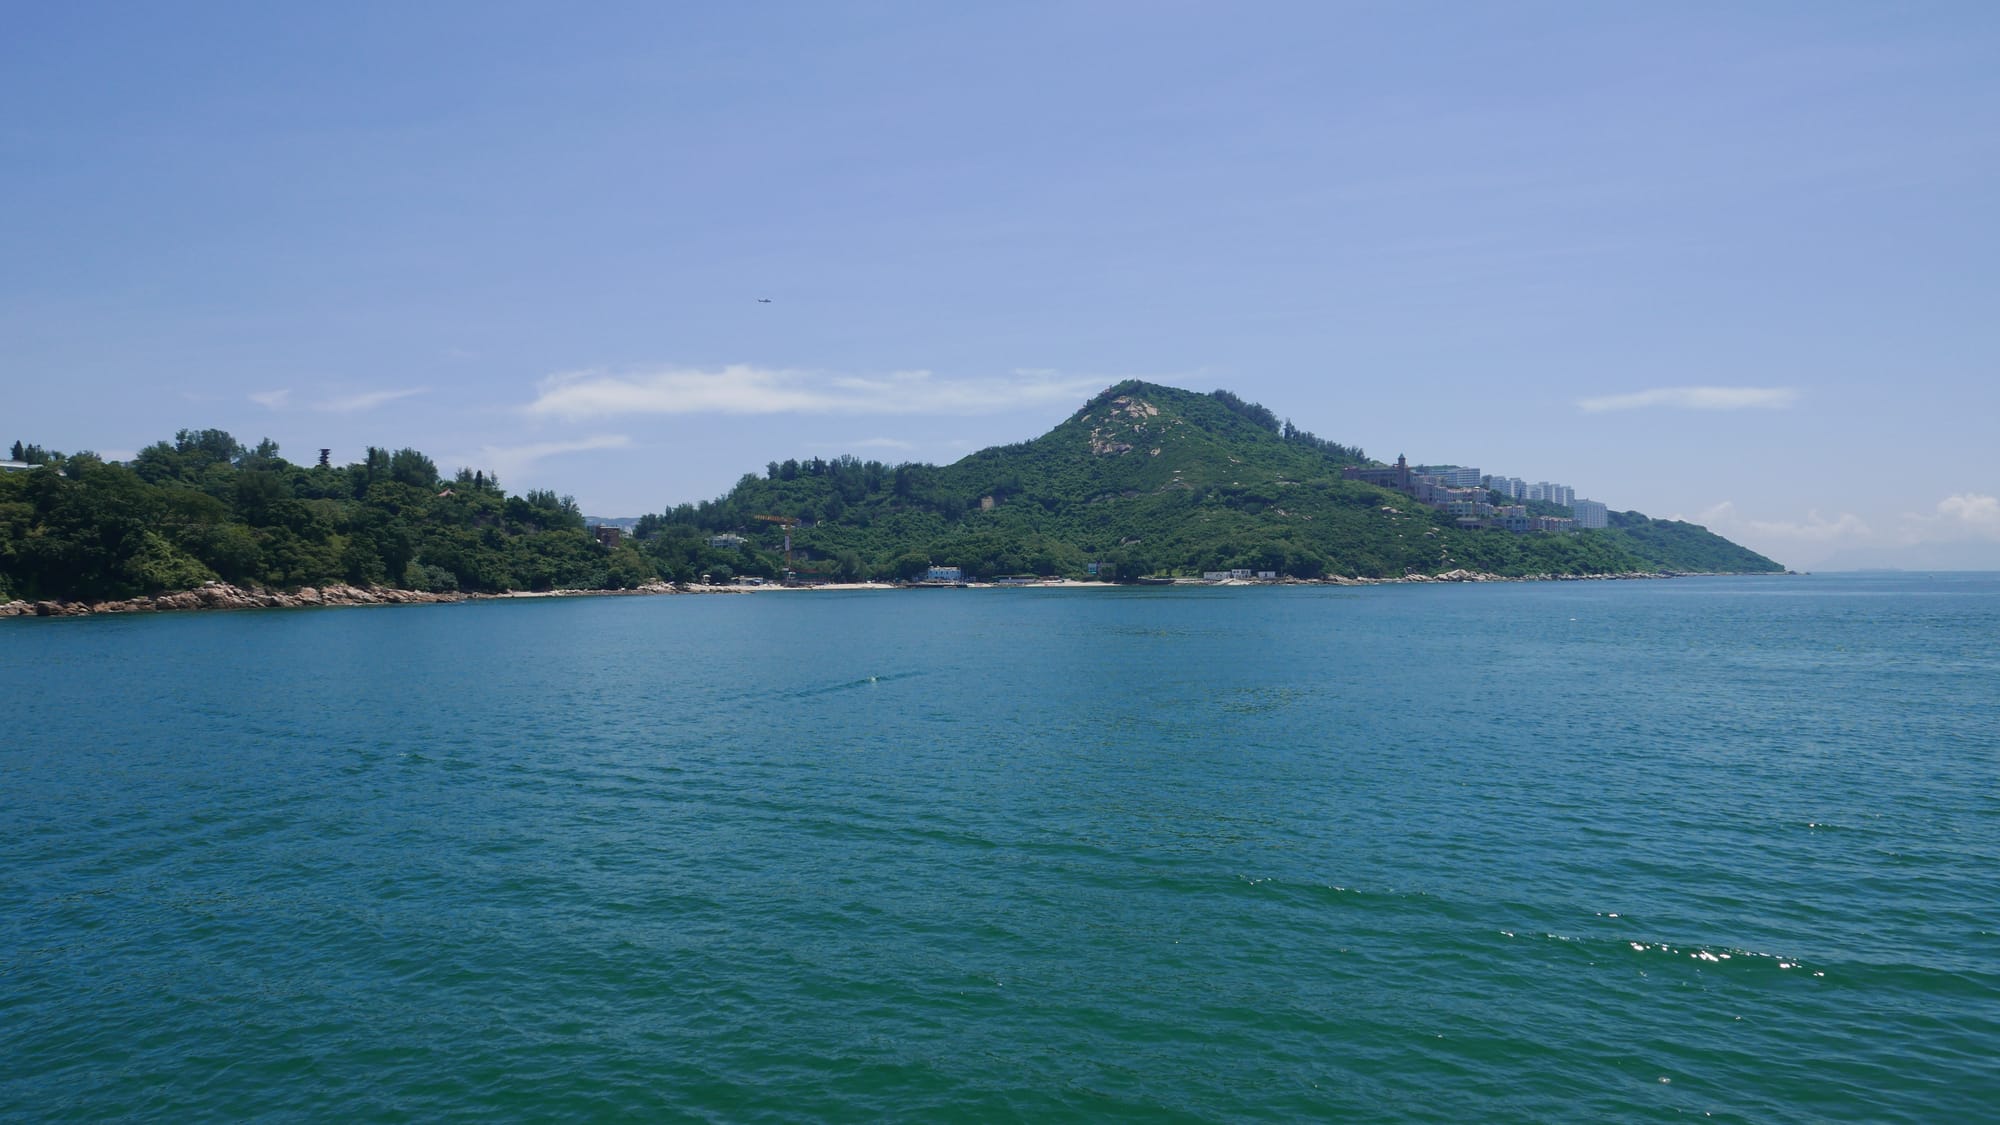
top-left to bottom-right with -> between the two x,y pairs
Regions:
1232,876 -> 1840,982
784,670 -> 927,700
1497,930 -> 1825,978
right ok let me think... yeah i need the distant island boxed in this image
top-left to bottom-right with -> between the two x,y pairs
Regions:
0,382 -> 1780,612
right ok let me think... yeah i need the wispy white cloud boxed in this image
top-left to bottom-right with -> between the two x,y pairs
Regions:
1897,493 -> 2000,541
246,386 -> 427,412
445,434 -> 633,482
1680,500 -> 1870,543
1577,386 -> 1800,413
315,387 -> 427,413
1724,491 -> 2000,558
1934,492 -> 2000,531
525,365 -> 1111,421
849,437 -> 915,450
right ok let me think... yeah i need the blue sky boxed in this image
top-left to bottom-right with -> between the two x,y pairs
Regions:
5,2 -> 1997,568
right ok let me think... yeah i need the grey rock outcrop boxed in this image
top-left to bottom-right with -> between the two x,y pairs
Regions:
0,582 -> 467,618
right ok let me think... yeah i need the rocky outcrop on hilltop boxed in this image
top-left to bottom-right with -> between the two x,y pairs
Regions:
0,582 -> 467,618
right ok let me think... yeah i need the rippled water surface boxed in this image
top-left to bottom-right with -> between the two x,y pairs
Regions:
4,574 -> 1997,1121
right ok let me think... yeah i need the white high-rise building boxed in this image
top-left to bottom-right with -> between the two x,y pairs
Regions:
1413,465 -> 1483,488
1526,482 -> 1576,507
1572,499 -> 1608,529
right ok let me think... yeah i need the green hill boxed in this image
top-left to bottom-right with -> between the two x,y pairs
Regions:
0,384 -> 1780,606
642,381 -> 1783,581
1597,510 -> 1786,575
0,434 -> 658,604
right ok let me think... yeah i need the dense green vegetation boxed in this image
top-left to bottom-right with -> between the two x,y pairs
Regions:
638,381 -> 1782,581
0,384 -> 1780,605
0,432 -> 661,602
1598,509 -> 1784,575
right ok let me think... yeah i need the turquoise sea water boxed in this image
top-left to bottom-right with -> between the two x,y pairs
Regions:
3,574 -> 1996,1121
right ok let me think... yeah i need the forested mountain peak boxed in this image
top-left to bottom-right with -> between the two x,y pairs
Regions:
642,382 -> 1778,581
1050,381 -> 1367,465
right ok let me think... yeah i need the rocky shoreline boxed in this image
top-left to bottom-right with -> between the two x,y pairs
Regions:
0,569 -> 1737,620
1322,568 -> 1678,585
0,578 -> 859,618
0,581 -> 475,618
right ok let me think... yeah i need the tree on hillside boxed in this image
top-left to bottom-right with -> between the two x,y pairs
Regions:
389,448 -> 439,489
175,428 -> 245,467
453,467 -> 500,492
240,438 -> 284,472
1210,389 -> 1280,432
